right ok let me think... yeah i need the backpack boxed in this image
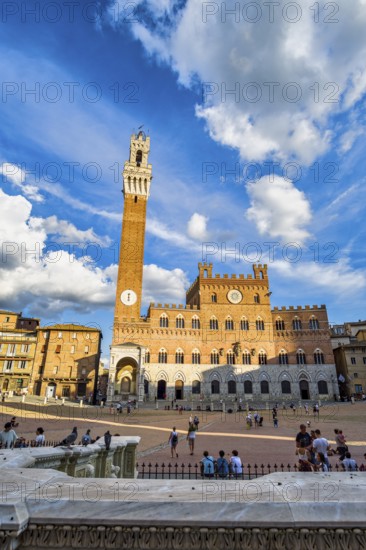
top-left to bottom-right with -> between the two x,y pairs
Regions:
171,433 -> 178,444
216,457 -> 229,476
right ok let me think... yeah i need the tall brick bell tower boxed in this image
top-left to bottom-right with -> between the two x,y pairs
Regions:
113,130 -> 152,343
107,131 -> 152,404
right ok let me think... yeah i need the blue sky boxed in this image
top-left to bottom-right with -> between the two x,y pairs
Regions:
1,0 -> 366,361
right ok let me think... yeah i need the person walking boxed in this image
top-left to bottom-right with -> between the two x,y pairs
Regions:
168,426 -> 179,458
334,429 -> 348,460
186,422 -> 197,455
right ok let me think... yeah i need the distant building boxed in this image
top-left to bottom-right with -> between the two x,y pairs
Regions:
0,310 -> 39,394
331,321 -> 366,398
30,324 -> 102,399
107,132 -> 339,404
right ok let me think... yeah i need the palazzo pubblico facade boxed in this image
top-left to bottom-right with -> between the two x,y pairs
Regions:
107,132 -> 339,404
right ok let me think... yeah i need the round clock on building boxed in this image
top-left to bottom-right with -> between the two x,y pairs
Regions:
120,290 -> 137,306
227,289 -> 243,304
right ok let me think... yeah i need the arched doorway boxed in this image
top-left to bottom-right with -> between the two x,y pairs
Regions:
157,380 -> 166,399
299,379 -> 310,399
2,379 -> 9,391
175,380 -> 184,400
46,382 -> 56,398
121,376 -> 131,393
116,358 -> 138,397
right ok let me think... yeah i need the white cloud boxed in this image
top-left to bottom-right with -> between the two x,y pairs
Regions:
0,162 -> 44,202
187,212 -> 209,241
339,127 -> 364,153
272,258 -> 366,297
147,218 -> 200,251
0,188 -> 193,316
30,215 -> 111,247
245,175 -> 312,243
107,0 -> 366,164
142,264 -> 189,306
0,188 -> 116,313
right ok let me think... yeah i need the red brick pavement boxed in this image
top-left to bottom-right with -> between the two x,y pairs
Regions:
1,399 -> 365,469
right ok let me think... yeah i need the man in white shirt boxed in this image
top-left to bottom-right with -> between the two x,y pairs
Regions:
312,429 -> 330,467
0,422 -> 17,449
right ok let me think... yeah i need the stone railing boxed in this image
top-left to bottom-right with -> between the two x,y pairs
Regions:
0,472 -> 365,550
0,436 -> 140,479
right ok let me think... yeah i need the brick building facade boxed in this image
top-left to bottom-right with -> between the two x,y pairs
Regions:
0,310 -> 39,394
30,324 -> 102,399
107,132 -> 339,404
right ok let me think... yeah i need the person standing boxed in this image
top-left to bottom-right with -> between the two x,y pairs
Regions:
295,424 -> 312,452
186,422 -> 197,455
168,426 -> 179,459
0,422 -> 17,449
312,429 -> 330,468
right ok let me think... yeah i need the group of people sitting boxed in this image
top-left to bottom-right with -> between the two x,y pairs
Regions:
296,424 -> 358,472
0,418 -> 45,448
200,450 -> 243,478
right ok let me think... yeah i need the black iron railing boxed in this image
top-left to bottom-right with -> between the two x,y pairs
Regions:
136,461 -> 360,479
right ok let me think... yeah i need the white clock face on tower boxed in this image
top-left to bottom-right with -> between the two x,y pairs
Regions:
227,289 -> 243,304
120,290 -> 137,306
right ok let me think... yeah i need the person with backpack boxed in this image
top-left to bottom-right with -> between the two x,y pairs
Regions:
168,426 -> 179,458
200,451 -> 215,478
216,450 -> 229,478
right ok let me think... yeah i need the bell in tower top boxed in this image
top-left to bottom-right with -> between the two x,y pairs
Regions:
123,130 -> 152,197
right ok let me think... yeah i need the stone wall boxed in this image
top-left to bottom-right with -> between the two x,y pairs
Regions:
0,472 -> 365,550
0,436 -> 140,479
